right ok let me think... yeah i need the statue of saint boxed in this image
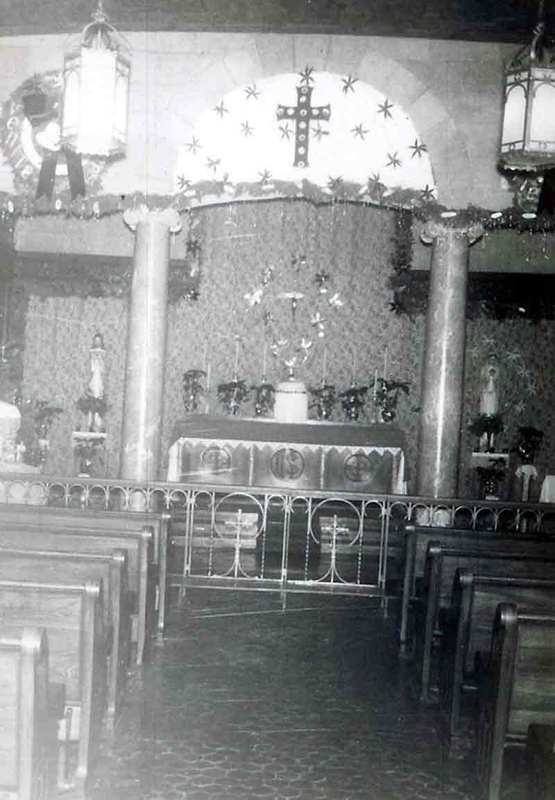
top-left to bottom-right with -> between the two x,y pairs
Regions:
88,333 -> 105,400
479,355 -> 500,417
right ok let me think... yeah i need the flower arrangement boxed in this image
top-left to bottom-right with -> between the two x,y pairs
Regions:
217,379 -> 250,416
372,377 -> 410,422
468,413 -> 504,452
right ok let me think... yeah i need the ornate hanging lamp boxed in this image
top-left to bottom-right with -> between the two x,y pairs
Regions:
499,0 -> 555,172
61,0 -> 131,158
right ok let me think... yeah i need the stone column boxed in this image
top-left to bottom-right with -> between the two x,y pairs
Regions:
120,206 -> 182,482
416,217 -> 483,498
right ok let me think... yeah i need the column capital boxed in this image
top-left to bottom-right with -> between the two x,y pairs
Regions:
421,214 -> 483,246
123,204 -> 182,234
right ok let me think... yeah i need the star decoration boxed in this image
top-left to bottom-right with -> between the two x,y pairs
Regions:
279,124 -> 293,140
241,121 -> 254,137
298,65 -> 315,85
377,98 -> 394,118
214,101 -> 228,118
244,288 -> 263,307
185,137 -> 202,154
386,152 -> 402,169
409,139 -> 427,159
327,176 -> 343,192
206,157 -> 221,173
367,172 -> 386,197
311,312 -> 326,337
312,123 -> 329,141
186,237 -> 201,257
351,123 -> 369,140
342,74 -> 358,94
245,84 -> 260,100
261,266 -> 274,285
314,270 -> 330,291
258,170 -> 272,185
328,292 -> 344,308
177,175 -> 192,191
420,184 -> 435,201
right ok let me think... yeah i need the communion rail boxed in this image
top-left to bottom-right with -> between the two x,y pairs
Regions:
0,473 -> 554,600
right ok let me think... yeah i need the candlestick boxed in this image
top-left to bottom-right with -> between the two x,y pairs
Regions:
322,346 -> 327,384
383,347 -> 388,383
372,368 -> 378,404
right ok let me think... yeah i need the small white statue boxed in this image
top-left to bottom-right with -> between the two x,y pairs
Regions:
89,333 -> 105,400
479,355 -> 500,417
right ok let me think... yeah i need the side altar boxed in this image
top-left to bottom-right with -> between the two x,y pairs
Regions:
167,414 -> 406,494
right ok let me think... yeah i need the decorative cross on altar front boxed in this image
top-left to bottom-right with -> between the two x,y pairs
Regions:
276,84 -> 331,168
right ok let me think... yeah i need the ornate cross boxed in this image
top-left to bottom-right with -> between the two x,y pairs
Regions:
277,84 -> 331,168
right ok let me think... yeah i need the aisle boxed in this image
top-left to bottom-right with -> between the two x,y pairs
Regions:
89,591 -> 477,800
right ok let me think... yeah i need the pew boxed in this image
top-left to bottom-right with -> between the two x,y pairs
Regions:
0,546 -> 131,725
477,603 -> 555,800
440,570 -> 555,755
0,579 -> 106,797
415,541 -> 555,703
0,504 -> 169,634
399,524 -> 555,654
526,724 -> 555,800
0,626 -> 57,800
0,523 -> 153,665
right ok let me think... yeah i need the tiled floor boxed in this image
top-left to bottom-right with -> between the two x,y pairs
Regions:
87,590 -> 526,800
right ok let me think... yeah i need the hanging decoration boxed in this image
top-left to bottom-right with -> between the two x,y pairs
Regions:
498,1 -> 555,174
61,0 -> 131,159
0,72 -> 107,200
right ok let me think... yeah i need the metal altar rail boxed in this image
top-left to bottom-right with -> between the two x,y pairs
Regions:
1,473 -> 555,599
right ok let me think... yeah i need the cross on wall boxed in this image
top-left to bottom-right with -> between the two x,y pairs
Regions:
276,84 -> 331,168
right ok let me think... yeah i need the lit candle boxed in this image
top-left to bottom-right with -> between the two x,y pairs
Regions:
372,368 -> 378,404
322,346 -> 327,384
0,285 -> 9,349
233,338 -> 240,377
205,362 -> 211,414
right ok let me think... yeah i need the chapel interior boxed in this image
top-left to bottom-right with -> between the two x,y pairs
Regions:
0,1 -> 554,799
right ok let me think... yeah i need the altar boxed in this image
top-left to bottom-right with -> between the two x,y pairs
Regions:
167,414 -> 406,494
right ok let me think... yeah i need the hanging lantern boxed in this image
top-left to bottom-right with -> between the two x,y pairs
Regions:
61,0 -> 131,158
499,3 -> 555,172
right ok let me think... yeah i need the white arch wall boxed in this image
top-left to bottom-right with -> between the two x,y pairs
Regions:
0,31 -> 515,210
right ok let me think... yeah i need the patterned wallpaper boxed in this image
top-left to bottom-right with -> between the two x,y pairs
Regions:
18,200 -> 555,497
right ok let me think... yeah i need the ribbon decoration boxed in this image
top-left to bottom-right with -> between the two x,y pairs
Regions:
36,146 -> 86,200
